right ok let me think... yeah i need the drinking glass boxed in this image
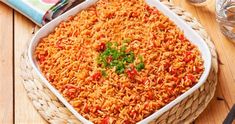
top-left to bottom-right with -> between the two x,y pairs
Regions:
188,0 -> 207,4
216,0 -> 235,41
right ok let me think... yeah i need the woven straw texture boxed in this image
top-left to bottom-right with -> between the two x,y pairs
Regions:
20,2 -> 218,124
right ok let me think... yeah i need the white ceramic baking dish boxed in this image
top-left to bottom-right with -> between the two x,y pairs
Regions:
28,0 -> 212,123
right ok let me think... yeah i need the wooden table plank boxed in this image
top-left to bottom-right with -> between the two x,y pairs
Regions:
14,11 -> 47,124
0,2 -> 13,124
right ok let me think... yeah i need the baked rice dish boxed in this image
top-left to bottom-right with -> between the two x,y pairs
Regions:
34,0 -> 204,123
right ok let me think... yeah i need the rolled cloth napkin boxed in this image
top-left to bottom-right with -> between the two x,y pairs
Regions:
2,0 -> 84,26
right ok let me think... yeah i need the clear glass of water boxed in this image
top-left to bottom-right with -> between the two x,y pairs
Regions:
188,0 -> 207,4
187,0 -> 210,6
216,0 -> 235,41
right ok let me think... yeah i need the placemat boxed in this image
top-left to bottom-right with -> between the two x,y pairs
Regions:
20,2 -> 218,124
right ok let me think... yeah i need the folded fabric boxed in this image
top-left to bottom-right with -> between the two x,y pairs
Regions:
4,0 -> 84,26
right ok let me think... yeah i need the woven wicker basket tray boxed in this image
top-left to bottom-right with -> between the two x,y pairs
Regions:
20,2 -> 218,124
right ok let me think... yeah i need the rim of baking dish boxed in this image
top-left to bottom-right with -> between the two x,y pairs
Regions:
28,0 -> 211,123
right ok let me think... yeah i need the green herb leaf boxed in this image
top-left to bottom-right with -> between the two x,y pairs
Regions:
106,42 -> 113,48
101,70 -> 107,76
115,62 -> 125,74
110,60 -> 119,67
97,38 -> 143,75
114,42 -> 118,47
123,38 -> 131,43
120,45 -> 126,52
136,62 -> 145,71
110,49 -> 119,59
138,55 -> 143,62
123,52 -> 135,63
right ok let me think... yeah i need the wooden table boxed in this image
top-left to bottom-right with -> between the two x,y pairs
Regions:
0,0 -> 234,123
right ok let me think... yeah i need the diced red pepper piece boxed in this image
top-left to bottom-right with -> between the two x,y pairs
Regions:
184,51 -> 195,63
186,74 -> 196,82
158,23 -> 165,29
64,84 -> 78,89
124,119 -> 132,124
67,16 -> 74,21
152,9 -> 159,15
122,82 -> 131,88
184,57 -> 192,63
101,116 -> 109,124
46,73 -> 54,82
95,105 -> 101,111
145,5 -> 153,13
97,34 -> 105,40
107,13 -> 114,19
96,27 -> 101,32
96,42 -> 106,52
74,30 -> 79,36
106,56 -> 113,63
178,34 -> 185,41
91,105 -> 101,113
115,105 -> 121,111
147,91 -> 154,100
196,67 -> 203,73
129,110 -> 137,116
164,59 -> 171,70
95,10 -> 98,16
157,78 -> 163,84
186,51 -> 192,56
63,84 -> 79,99
85,31 -> 91,36
153,33 -> 158,39
169,67 -> 177,75
144,102 -> 149,109
84,104 -> 89,113
167,87 -> 174,96
126,68 -> 138,79
141,77 -> 148,84
172,76 -> 178,83
92,18 -> 98,23
56,41 -> 63,49
131,12 -> 139,17
144,17 -> 148,23
91,71 -> 102,81
66,90 -> 77,99
38,54 -> 46,63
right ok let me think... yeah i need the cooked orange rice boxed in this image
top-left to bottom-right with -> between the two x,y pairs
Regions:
35,0 -> 204,123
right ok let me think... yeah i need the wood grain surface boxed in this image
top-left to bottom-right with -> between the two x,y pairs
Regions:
0,0 -> 234,124
0,3 -> 13,124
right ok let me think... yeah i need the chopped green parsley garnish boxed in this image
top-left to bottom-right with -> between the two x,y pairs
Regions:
101,70 -> 107,76
97,38 -> 145,74
136,62 -> 145,71
136,55 -> 145,71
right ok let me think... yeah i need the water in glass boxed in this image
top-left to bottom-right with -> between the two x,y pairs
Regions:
216,0 -> 235,40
